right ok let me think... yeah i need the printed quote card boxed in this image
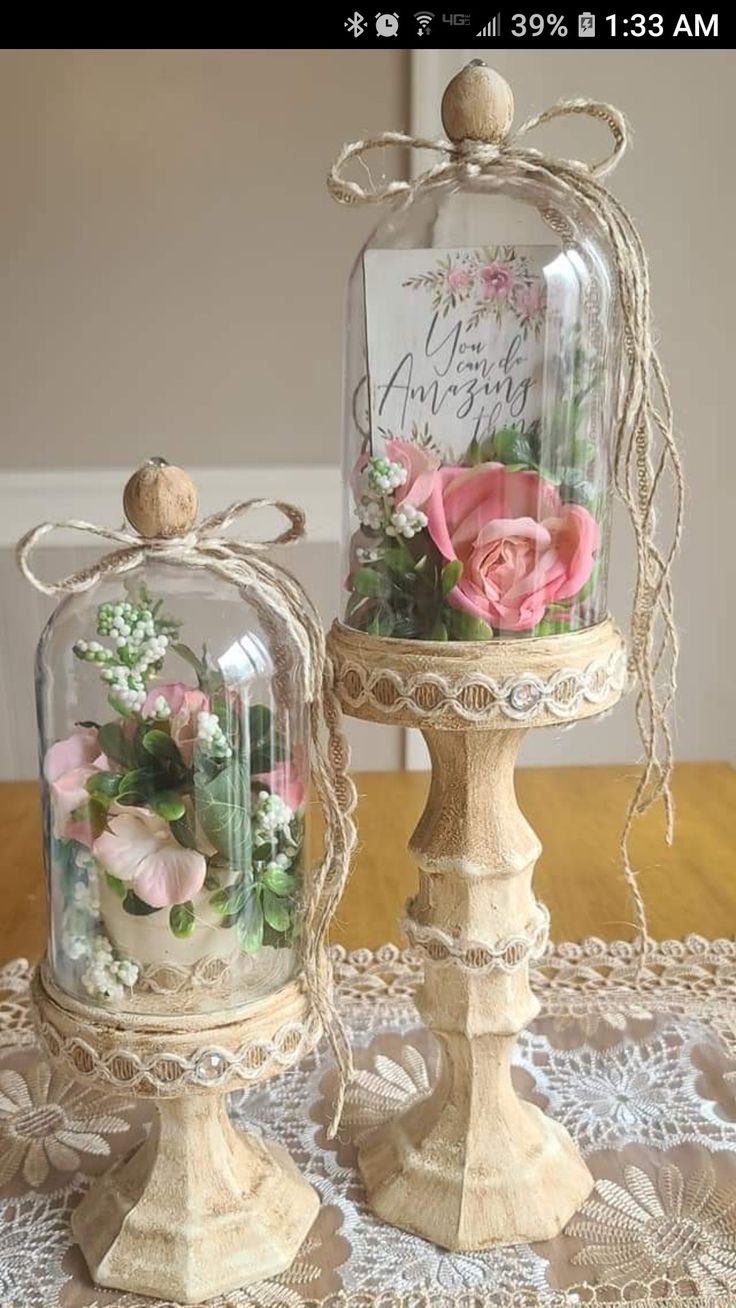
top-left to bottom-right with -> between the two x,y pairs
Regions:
363,245 -> 557,460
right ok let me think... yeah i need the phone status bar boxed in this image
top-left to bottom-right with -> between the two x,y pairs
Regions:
339,7 -> 728,46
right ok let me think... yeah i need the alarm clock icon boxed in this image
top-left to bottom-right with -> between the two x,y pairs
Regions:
375,12 -> 399,35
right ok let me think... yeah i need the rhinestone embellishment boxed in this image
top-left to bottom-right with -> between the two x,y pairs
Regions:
194,1051 -> 227,1084
508,681 -> 542,713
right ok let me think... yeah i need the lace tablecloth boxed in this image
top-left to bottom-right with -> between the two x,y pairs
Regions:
1,939 -> 736,1308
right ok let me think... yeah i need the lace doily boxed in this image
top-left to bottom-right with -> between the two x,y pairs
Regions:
1,938 -> 736,1308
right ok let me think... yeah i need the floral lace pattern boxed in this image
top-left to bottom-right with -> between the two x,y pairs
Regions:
1,939 -> 736,1307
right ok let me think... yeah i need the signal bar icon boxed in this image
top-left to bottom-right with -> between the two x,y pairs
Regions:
476,12 -> 501,36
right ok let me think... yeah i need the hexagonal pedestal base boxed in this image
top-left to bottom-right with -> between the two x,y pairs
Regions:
72,1095 -> 319,1304
358,1047 -> 594,1251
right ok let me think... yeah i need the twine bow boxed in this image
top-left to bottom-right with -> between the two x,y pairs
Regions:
18,500 -> 358,1132
329,97 -> 685,959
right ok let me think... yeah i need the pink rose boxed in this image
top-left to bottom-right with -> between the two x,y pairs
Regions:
93,805 -> 206,908
253,751 -> 306,812
384,438 -> 440,509
479,262 -> 515,299
142,682 -> 209,763
44,728 -> 108,843
447,267 -> 472,291
425,464 -> 598,632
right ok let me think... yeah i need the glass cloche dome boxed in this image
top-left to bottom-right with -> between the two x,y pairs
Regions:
341,65 -> 618,643
34,491 -> 308,1016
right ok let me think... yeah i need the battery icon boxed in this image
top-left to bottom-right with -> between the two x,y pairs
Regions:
578,11 -> 595,34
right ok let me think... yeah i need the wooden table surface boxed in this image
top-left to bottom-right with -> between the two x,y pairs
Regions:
1,764 -> 734,964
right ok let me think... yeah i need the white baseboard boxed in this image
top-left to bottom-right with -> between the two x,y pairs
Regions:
0,465 -> 342,548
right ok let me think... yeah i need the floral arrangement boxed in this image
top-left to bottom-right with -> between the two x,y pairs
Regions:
44,587 -> 304,1003
402,245 -> 545,337
348,424 -> 601,641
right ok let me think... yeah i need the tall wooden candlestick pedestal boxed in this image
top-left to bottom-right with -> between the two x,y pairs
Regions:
328,619 -> 626,1250
32,963 -> 320,1304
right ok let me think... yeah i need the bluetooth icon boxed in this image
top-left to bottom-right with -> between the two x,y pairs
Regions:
345,10 -> 366,35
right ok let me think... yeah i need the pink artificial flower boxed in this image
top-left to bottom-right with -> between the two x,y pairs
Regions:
479,262 -> 515,300
384,437 -> 440,509
447,267 -> 472,291
425,463 -> 598,632
93,806 -> 206,908
44,728 -> 108,843
142,682 -> 209,763
253,752 -> 306,812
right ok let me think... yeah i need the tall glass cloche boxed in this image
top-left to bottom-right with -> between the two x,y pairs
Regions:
34,462 -> 308,1014
341,62 -> 617,643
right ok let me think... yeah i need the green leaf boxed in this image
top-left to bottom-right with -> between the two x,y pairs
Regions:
85,771 -> 119,800
104,872 -> 126,899
262,890 -> 291,934
486,427 -> 537,469
142,730 -> 184,767
117,767 -> 156,800
97,722 -> 133,767
367,609 -> 394,637
210,880 -> 247,918
449,610 -> 495,641
196,763 -> 252,870
108,696 -> 136,721
169,901 -> 196,938
237,898 -> 264,953
69,798 -> 108,839
262,866 -> 296,897
248,703 -> 286,772
172,642 -> 207,683
122,890 -> 161,916
534,617 -> 571,636
151,792 -> 187,821
441,560 -> 463,597
465,435 -> 483,466
352,567 -> 389,598
248,704 -> 272,742
170,812 -> 197,849
428,618 -> 448,641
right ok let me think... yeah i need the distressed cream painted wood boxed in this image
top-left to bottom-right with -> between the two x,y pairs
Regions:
33,963 -> 320,1303
328,619 -> 625,1248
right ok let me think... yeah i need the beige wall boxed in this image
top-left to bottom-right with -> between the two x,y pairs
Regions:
0,48 -> 407,469
0,49 -> 732,773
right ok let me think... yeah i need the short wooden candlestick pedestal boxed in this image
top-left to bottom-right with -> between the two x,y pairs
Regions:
328,619 -> 626,1250
32,963 -> 320,1304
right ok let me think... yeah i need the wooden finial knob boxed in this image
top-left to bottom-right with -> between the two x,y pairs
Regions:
441,62 -> 514,144
123,457 -> 198,539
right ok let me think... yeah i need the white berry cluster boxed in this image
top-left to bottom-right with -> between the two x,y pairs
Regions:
80,936 -> 139,1004
355,456 -> 426,540
366,456 -> 407,495
144,694 -> 172,721
196,710 -> 233,759
74,594 -> 178,715
386,503 -> 428,539
356,498 -> 385,531
252,791 -> 294,841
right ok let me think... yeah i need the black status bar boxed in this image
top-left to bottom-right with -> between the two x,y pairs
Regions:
332,6 -> 731,46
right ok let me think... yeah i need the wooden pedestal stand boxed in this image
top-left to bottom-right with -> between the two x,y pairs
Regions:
328,618 -> 626,1250
32,962 -> 321,1304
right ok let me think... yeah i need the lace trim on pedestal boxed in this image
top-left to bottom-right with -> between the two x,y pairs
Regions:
401,901 -> 550,973
336,645 -> 627,724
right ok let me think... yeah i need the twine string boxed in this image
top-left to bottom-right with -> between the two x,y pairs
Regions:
17,501 -> 358,1133
328,98 -> 684,960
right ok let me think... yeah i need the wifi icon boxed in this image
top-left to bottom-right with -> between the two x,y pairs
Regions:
415,10 -> 433,35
